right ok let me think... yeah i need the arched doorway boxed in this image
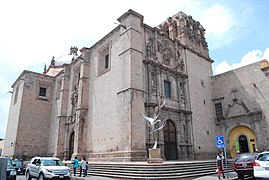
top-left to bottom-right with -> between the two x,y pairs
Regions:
238,135 -> 249,153
164,120 -> 177,160
229,126 -> 257,158
68,132 -> 74,160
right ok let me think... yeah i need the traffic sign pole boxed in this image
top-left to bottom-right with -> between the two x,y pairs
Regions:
216,136 -> 229,179
223,145 -> 229,180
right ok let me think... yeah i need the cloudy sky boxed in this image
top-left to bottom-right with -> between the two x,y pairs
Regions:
0,0 -> 269,138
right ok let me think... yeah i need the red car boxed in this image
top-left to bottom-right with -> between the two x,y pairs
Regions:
233,153 -> 259,179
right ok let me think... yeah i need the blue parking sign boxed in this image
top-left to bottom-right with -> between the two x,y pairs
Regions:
216,136 -> 225,148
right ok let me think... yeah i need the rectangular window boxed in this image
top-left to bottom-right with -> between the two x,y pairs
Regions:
164,81 -> 171,98
105,54 -> 109,69
98,43 -> 111,76
77,72 -> 80,85
39,87 -> 47,97
215,103 -> 223,119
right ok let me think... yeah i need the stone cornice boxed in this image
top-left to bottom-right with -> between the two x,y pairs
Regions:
143,60 -> 188,78
145,102 -> 192,114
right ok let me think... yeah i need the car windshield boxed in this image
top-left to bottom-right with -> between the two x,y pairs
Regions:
13,160 -> 23,166
41,159 -> 63,166
257,153 -> 269,161
235,154 -> 255,162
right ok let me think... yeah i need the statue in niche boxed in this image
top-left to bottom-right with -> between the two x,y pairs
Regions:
180,59 -> 185,71
71,85 -> 78,122
71,85 -> 78,105
141,100 -> 166,149
179,81 -> 186,101
151,72 -> 157,93
152,74 -> 157,86
161,40 -> 171,66
175,51 -> 184,71
146,37 -> 155,60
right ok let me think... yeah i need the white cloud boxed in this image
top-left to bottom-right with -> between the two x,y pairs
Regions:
201,4 -> 235,36
214,48 -> 269,74
200,4 -> 238,50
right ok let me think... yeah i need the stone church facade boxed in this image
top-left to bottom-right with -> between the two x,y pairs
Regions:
4,9 -> 269,161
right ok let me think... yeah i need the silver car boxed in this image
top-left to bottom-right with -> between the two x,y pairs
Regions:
25,157 -> 71,180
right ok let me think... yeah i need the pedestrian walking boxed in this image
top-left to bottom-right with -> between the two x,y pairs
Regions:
72,156 -> 79,176
216,152 -> 225,179
80,157 -> 87,177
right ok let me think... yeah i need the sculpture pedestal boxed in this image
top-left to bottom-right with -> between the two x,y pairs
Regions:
147,148 -> 163,163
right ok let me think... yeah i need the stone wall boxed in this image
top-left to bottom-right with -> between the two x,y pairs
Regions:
211,61 -> 269,154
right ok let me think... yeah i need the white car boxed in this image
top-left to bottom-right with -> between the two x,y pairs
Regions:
26,157 -> 71,180
253,151 -> 269,179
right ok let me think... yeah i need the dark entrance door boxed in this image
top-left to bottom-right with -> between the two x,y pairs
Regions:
68,132 -> 75,160
164,120 -> 177,160
238,135 -> 249,153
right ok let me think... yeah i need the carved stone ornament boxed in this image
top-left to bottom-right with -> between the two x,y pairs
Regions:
24,74 -> 35,89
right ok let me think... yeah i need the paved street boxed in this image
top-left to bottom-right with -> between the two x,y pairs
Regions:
16,174 -> 114,180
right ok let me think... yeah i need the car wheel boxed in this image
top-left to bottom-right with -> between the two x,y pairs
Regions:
26,171 -> 32,180
237,173 -> 244,179
38,173 -> 45,180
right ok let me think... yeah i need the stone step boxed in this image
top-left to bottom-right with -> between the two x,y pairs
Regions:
88,168 -> 234,178
90,165 -> 233,174
70,160 -> 234,179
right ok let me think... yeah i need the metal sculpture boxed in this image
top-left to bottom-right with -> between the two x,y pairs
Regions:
142,100 -> 166,149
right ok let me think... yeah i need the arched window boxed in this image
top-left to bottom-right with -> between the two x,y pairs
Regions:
172,21 -> 178,39
164,120 -> 177,160
162,23 -> 169,36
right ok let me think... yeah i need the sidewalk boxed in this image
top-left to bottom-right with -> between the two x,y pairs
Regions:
193,172 -> 238,180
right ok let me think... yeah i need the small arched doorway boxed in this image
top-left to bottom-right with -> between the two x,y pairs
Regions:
229,126 -> 257,158
68,132 -> 75,160
164,120 -> 177,160
238,134 -> 249,153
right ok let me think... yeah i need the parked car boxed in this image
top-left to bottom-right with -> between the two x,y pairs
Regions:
253,151 -> 269,179
0,156 -> 17,180
233,153 -> 259,179
12,159 -> 26,175
25,157 -> 71,180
